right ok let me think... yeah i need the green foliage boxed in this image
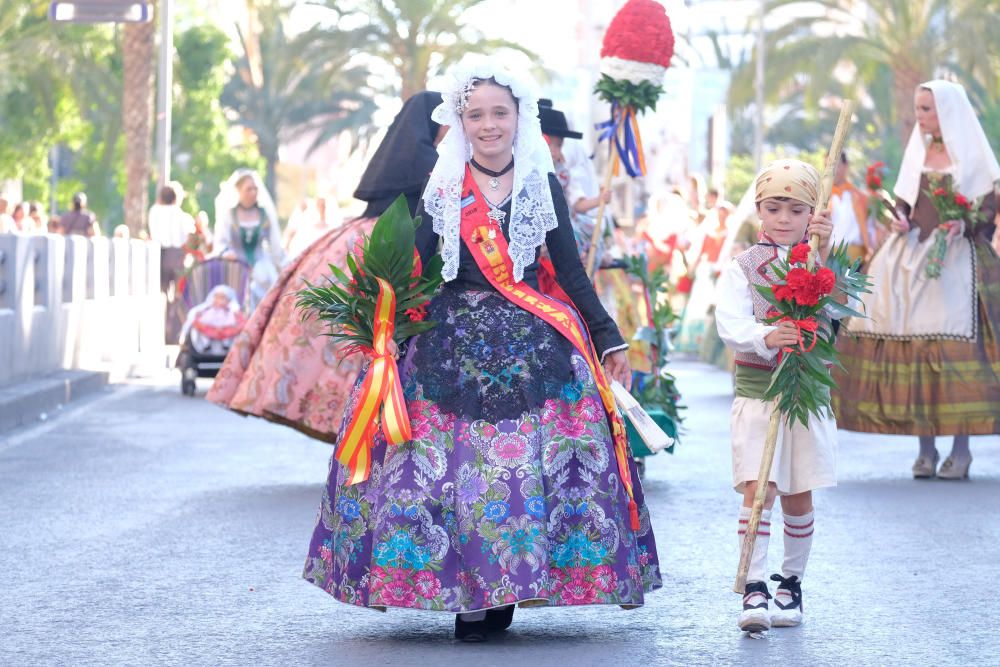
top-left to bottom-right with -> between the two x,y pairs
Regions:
594,75 -> 664,114
296,195 -> 443,350
620,255 -> 685,437
172,24 -> 262,216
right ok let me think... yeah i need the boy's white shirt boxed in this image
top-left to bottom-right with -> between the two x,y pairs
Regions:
715,243 -> 853,361
715,255 -> 779,360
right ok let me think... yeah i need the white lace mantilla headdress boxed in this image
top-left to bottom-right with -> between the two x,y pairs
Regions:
423,55 -> 557,283
894,79 -> 1000,206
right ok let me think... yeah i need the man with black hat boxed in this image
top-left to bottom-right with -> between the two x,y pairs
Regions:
538,100 -> 612,263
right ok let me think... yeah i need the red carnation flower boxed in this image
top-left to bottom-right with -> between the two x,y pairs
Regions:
600,0 -> 675,68
814,267 -> 836,296
789,243 -> 811,265
785,267 -> 813,292
772,284 -> 794,302
793,284 -> 822,307
954,194 -> 968,207
933,187 -> 947,197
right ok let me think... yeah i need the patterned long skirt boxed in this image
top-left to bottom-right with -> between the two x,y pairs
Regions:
833,240 -> 1000,436
303,286 -> 662,612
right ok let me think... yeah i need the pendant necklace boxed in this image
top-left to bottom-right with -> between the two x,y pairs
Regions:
471,157 -> 514,191
484,192 -> 512,240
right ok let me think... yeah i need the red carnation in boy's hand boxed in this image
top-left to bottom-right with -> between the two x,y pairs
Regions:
933,187 -> 947,197
814,267 -> 836,295
793,285 -> 822,307
772,284 -> 794,302
785,267 -> 813,292
789,243 -> 811,265
954,194 -> 968,207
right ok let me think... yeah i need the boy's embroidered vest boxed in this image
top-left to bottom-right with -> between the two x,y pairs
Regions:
733,244 -> 782,371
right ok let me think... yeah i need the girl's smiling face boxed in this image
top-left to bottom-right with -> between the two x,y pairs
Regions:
757,197 -> 812,245
461,80 -> 517,163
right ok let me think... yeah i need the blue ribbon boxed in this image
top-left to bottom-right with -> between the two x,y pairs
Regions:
595,102 -> 644,178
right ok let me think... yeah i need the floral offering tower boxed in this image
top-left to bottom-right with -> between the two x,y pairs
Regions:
586,0 -> 675,276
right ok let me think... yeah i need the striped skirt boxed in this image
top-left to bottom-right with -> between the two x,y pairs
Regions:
832,241 -> 1000,436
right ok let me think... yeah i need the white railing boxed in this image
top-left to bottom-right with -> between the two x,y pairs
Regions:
0,233 -> 165,386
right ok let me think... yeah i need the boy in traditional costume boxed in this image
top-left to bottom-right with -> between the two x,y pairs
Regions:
715,159 -> 844,632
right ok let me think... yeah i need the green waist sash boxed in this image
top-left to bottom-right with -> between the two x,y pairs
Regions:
734,364 -> 773,400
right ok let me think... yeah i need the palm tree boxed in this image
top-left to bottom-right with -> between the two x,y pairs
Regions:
729,0 -> 1000,143
121,19 -> 156,237
221,1 -> 376,200
307,0 -> 537,100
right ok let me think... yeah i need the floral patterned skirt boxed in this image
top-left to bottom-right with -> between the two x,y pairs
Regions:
303,286 -> 662,612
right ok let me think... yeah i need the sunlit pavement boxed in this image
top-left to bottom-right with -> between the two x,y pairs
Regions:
2,361 -> 998,666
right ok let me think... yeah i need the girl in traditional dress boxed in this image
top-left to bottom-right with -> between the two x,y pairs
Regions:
303,57 -> 661,642
834,80 -> 1000,479
214,170 -> 285,310
208,91 -> 444,444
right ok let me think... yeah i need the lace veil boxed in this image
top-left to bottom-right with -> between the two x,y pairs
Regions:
422,56 -> 557,283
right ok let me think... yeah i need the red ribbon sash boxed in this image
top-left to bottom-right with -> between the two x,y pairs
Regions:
459,167 -> 640,531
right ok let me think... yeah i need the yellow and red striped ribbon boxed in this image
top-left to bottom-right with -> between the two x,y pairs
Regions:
336,276 -> 412,485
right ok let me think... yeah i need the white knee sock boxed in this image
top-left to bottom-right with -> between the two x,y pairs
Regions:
738,506 -> 772,584
781,511 -> 814,580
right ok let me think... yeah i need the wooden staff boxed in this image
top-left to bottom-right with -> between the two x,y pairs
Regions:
585,110 -> 625,278
733,100 -> 856,594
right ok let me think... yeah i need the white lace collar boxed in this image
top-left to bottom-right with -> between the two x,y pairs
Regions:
422,55 -> 557,283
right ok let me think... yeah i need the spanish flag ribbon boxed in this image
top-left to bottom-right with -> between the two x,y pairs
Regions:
336,276 -> 412,485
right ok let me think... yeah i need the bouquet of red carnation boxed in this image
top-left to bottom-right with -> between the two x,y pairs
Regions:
923,175 -> 981,279
755,242 -> 871,426
864,161 -> 896,229
295,196 -> 443,485
297,196 -> 443,352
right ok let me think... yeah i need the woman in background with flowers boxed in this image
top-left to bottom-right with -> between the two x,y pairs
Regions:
835,80 -> 1000,480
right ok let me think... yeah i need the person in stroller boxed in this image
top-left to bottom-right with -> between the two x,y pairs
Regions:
178,285 -> 247,395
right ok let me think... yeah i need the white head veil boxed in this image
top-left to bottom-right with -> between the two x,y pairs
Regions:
215,169 -> 279,229
894,80 -> 1000,207
422,55 -> 557,283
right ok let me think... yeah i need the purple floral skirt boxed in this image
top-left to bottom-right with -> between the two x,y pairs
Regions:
303,287 -> 662,612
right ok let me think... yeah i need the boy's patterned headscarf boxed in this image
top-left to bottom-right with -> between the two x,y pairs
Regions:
754,159 -> 821,208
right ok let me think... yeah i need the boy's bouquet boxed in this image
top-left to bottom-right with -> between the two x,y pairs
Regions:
755,242 -> 872,427
296,196 -> 443,484
923,175 -> 982,279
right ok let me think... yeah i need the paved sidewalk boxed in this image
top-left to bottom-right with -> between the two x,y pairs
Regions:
1,361 -> 997,666
0,370 -> 108,432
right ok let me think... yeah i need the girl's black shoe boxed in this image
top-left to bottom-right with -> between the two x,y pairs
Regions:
485,605 -> 515,631
454,615 -> 488,642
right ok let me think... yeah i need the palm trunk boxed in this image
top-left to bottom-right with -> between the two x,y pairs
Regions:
892,61 -> 928,145
122,21 -> 156,237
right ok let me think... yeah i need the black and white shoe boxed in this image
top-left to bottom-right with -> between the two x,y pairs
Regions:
738,581 -> 771,632
770,574 -> 803,627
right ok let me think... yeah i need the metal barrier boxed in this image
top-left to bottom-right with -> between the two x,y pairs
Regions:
0,233 -> 165,386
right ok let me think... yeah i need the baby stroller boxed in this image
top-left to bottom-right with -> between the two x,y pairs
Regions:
176,258 -> 251,396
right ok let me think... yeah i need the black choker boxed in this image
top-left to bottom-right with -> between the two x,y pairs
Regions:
470,158 -> 514,191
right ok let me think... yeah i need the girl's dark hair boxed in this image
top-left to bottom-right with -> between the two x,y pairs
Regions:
468,77 -> 518,109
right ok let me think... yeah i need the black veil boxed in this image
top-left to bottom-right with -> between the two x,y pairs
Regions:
353,91 -> 443,218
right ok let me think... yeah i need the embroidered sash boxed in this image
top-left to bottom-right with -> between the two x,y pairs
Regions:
459,166 -> 640,531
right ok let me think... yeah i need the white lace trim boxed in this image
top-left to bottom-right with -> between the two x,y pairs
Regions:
423,55 -> 557,283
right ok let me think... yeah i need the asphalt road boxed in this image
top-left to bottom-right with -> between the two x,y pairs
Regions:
2,361 -> 998,666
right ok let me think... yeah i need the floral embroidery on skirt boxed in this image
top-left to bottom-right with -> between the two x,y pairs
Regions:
303,286 -> 662,612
